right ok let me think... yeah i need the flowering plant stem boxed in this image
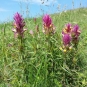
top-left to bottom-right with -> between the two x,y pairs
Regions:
62,53 -> 67,86
46,35 -> 55,85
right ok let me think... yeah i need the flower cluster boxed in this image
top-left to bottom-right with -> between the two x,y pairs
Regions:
42,14 -> 55,34
12,13 -> 81,52
61,23 -> 81,52
12,12 -> 26,38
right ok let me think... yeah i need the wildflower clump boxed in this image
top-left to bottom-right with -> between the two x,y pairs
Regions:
42,14 -> 55,34
60,23 -> 81,52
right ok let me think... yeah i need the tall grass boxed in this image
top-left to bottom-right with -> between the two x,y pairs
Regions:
0,3 -> 87,87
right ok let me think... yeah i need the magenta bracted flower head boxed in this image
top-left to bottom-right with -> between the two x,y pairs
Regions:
62,23 -> 72,34
62,34 -> 71,46
71,24 -> 81,44
12,12 -> 26,38
43,14 -> 52,28
72,24 -> 81,37
42,14 -> 55,34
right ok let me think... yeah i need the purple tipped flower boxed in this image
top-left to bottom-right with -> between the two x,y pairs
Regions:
12,12 -> 26,38
43,14 -> 52,28
62,23 -> 72,34
63,34 -> 71,46
72,24 -> 81,37
42,14 -> 55,34
13,12 -> 25,29
71,24 -> 81,44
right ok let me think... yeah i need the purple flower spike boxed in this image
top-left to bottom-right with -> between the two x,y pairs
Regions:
43,14 -> 52,28
71,24 -> 81,44
63,34 -> 71,46
72,24 -> 81,37
14,12 -> 25,28
12,12 -> 26,38
62,23 -> 72,34
42,14 -> 55,34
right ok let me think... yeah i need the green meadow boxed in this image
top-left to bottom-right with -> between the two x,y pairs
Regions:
0,7 -> 87,87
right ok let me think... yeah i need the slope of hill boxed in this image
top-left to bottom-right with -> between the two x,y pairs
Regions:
0,7 -> 87,87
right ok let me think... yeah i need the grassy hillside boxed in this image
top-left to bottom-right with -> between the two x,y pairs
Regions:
0,7 -> 87,87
